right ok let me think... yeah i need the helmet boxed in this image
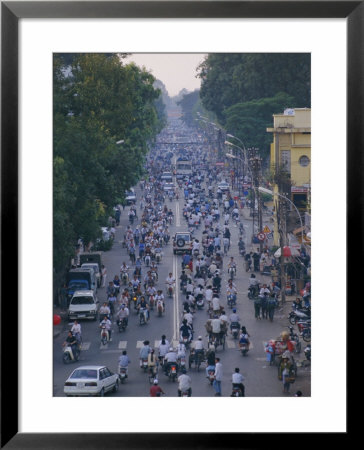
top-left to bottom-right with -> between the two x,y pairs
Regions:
232,308 -> 236,313
198,336 -> 202,340
181,368 -> 187,374
169,347 -> 173,352
153,379 -> 158,384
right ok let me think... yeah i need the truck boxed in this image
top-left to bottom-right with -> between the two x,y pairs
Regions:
66,268 -> 97,306
79,252 -> 103,271
176,157 -> 192,180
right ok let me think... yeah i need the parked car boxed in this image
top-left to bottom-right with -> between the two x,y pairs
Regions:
173,231 -> 193,255
64,365 -> 119,397
68,290 -> 99,321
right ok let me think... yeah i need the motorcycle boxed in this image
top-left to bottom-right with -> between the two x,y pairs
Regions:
141,358 -> 148,372
196,297 -> 204,310
148,295 -> 155,310
144,254 -> 151,267
227,292 -> 236,309
181,335 -> 191,350
239,247 -> 245,257
287,326 -> 301,353
118,317 -> 128,332
247,285 -> 259,299
166,284 -> 174,298
239,223 -> 244,236
207,369 -> 215,385
288,306 -> 310,325
100,325 -> 109,345
121,271 -> 129,285
304,344 -> 311,362
180,389 -> 190,397
168,363 -> 178,382
239,342 -> 250,356
230,322 -> 240,339
62,343 -> 80,364
155,252 -> 162,264
231,385 -> 243,397
178,355 -> 186,371
119,367 -> 128,383
193,248 -> 200,259
157,300 -> 164,317
139,308 -> 148,325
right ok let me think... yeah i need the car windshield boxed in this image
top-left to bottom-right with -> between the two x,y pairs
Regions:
71,296 -> 94,305
82,265 -> 99,273
70,369 -> 98,379
69,282 -> 88,290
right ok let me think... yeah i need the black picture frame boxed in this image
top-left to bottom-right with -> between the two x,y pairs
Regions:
1,1 -> 357,448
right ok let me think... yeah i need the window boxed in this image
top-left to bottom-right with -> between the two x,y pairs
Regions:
299,155 -> 310,167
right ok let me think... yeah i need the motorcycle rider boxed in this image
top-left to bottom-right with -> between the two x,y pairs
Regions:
120,262 -> 129,283
158,336 -> 170,363
248,273 -> 260,297
137,295 -> 150,322
177,368 -> 192,397
164,347 -> 178,375
99,302 -> 111,319
231,368 -> 245,397
229,309 -> 241,333
70,320 -> 82,346
139,340 -> 152,367
165,272 -> 176,295
212,295 -> 221,315
238,237 -> 245,255
63,330 -> 79,360
99,315 -> 112,341
150,379 -> 165,397
227,257 -> 236,277
116,303 -> 129,327
205,345 -> 216,377
180,319 -> 193,342
226,280 -> 238,305
147,349 -> 158,378
118,350 -> 131,377
239,326 -> 250,350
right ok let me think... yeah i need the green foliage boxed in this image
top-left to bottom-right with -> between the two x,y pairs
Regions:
224,92 -> 295,158
53,53 -> 163,275
198,53 -> 310,124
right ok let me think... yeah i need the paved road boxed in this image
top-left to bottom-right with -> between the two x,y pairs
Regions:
53,178 -> 311,397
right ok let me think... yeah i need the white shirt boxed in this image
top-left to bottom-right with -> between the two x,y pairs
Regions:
178,374 -> 192,391
232,372 -> 244,384
166,276 -> 175,285
71,323 -> 81,335
194,340 -> 204,350
205,288 -> 213,301
164,351 -> 177,362
184,312 -> 193,325
211,318 -> 221,333
212,297 -> 221,311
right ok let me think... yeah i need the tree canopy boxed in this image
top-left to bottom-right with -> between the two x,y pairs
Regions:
53,53 -> 165,274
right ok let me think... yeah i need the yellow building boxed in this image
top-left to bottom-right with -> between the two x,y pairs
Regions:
267,108 -> 311,210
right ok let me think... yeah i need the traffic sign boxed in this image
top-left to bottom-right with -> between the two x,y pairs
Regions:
257,232 -> 265,241
263,225 -> 271,234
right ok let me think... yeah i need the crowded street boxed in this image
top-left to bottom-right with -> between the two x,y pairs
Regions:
53,115 -> 311,398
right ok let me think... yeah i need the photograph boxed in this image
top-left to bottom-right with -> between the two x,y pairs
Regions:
53,52 -> 312,399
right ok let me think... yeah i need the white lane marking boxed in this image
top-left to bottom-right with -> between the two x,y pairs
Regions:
118,341 -> 127,349
173,255 -> 179,341
136,340 -> 144,348
154,340 -> 160,348
227,340 -> 236,349
81,342 -> 91,351
176,201 -> 180,227
173,340 -> 179,348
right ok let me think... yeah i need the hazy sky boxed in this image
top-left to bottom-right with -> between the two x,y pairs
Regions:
125,53 -> 207,97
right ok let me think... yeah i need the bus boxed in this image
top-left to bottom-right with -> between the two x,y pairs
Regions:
176,157 -> 192,180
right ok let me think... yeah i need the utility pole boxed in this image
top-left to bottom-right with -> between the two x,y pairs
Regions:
250,154 -> 263,253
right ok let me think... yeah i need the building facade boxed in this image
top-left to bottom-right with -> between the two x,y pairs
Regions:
267,108 -> 311,210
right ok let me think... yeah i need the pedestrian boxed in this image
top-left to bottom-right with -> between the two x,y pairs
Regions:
213,357 -> 223,396
261,292 -> 269,319
267,293 -> 277,321
254,296 -> 262,319
101,265 -> 107,288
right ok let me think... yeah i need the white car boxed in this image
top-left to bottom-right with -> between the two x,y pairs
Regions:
218,181 -> 230,192
68,290 -> 99,321
64,365 -> 119,397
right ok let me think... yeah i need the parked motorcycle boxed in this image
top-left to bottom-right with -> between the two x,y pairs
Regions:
288,305 -> 310,324
287,326 -> 302,353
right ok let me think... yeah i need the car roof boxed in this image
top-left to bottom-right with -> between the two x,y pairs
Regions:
72,290 -> 94,296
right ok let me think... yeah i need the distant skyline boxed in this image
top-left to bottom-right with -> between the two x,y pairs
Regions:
125,53 -> 207,97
